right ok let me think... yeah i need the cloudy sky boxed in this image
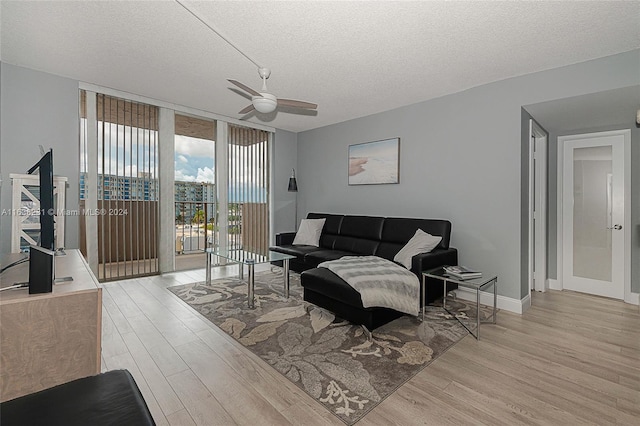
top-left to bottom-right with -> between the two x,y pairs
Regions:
174,135 -> 215,183
81,120 -> 268,202
174,136 -> 267,202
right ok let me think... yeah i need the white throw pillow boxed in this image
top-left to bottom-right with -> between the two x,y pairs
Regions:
292,218 -> 326,246
393,229 -> 442,269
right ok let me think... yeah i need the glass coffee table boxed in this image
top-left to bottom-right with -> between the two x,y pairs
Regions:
422,267 -> 497,340
205,248 -> 295,308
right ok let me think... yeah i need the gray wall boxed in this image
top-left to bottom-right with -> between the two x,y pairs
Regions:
1,62 -> 80,255
273,129 -> 298,235
297,50 -> 640,301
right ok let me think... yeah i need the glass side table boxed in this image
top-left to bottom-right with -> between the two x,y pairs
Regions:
422,267 -> 497,340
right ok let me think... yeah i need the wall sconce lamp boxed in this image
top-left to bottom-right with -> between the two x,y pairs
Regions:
288,169 -> 298,229
288,168 -> 298,192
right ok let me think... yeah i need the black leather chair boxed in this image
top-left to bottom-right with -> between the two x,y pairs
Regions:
0,370 -> 155,426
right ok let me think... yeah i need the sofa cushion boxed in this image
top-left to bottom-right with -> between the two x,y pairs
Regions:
270,244 -> 322,257
304,249 -> 353,266
333,236 -> 379,255
301,267 -> 364,307
393,229 -> 442,269
374,242 -> 405,262
381,218 -> 451,250
293,218 -> 326,246
318,234 -> 338,250
307,213 -> 344,235
307,213 -> 344,249
339,216 -> 384,240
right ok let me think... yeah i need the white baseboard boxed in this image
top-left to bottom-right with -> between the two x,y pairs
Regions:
521,293 -> 532,312
453,287 -> 529,314
548,278 -> 561,290
625,292 -> 639,305
543,279 -> 638,306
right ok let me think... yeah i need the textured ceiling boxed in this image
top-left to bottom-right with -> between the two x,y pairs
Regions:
1,1 -> 639,132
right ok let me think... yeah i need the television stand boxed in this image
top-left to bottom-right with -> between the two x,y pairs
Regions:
0,249 -> 101,402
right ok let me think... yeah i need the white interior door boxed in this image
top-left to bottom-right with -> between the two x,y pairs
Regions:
561,131 -> 627,299
528,119 -> 548,293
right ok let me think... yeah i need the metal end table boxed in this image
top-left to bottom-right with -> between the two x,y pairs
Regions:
422,267 -> 497,340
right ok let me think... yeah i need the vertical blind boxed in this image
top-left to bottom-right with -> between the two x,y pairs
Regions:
81,89 -> 274,277
227,124 -> 270,254
80,91 -> 160,281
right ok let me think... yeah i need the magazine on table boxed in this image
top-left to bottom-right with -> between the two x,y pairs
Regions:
443,265 -> 482,279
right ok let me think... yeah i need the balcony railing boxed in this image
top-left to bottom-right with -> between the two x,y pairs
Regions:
174,201 -> 268,272
175,201 -> 216,254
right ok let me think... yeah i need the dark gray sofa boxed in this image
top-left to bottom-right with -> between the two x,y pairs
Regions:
270,213 -> 458,329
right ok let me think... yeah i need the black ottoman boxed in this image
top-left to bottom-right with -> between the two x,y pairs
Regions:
301,267 -> 404,330
0,370 -> 155,426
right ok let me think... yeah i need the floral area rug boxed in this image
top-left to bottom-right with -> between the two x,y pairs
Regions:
169,269 -> 490,425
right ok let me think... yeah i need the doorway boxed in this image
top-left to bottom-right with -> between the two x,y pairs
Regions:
558,130 -> 630,300
173,114 -> 217,271
528,119 -> 548,293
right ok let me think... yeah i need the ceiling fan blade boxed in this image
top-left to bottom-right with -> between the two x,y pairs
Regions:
277,99 -> 318,110
228,79 -> 261,97
238,104 -> 255,115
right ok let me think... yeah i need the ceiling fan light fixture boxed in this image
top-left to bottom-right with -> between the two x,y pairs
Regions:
176,1 -> 318,119
252,93 -> 277,113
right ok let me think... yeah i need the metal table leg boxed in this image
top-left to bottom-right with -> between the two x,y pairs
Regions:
421,274 -> 426,321
205,251 -> 211,285
239,262 -> 244,280
443,278 -> 448,310
247,261 -> 255,308
284,258 -> 290,298
475,277 -> 498,340
493,278 -> 498,324
476,286 -> 481,340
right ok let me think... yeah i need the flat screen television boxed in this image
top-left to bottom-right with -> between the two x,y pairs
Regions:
27,149 -> 55,251
28,245 -> 55,294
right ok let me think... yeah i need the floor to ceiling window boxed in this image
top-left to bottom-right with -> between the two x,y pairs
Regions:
80,89 -> 273,277
80,91 -> 159,281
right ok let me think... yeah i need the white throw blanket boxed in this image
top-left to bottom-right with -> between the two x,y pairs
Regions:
318,256 -> 420,316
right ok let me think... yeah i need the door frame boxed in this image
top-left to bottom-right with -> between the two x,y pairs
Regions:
556,129 -> 632,302
528,119 -> 548,293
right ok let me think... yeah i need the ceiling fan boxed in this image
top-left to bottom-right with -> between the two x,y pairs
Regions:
228,67 -> 318,115
174,1 -> 317,118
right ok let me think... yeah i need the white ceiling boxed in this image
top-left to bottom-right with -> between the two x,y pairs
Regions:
1,1 -> 639,133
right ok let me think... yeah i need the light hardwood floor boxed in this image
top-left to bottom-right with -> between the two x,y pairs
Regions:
101,267 -> 640,425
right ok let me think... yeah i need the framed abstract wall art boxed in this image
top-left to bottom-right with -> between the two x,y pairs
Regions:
348,137 -> 400,185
